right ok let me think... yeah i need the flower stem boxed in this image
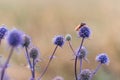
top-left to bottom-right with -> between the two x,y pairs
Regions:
1,47 -> 14,80
38,45 -> 58,80
74,38 -> 84,80
24,47 -> 32,73
79,59 -> 82,73
68,41 -> 75,55
90,63 -> 101,80
75,56 -> 78,80
32,58 -> 35,80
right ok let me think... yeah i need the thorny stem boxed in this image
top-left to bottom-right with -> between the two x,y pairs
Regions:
90,63 -> 101,80
1,47 -> 14,80
75,38 -> 84,80
38,45 -> 58,80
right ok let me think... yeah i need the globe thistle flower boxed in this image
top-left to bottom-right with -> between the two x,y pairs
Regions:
78,25 -> 91,38
65,34 -> 72,41
0,25 -> 8,40
38,36 -> 64,80
29,47 -> 39,60
22,35 -> 31,47
78,69 -> 91,80
96,53 -> 110,65
53,35 -> 65,47
52,76 -> 64,80
90,53 -> 110,79
7,29 -> 23,47
76,46 -> 88,59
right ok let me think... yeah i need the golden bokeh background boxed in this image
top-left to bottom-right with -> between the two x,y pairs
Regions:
0,0 -> 120,80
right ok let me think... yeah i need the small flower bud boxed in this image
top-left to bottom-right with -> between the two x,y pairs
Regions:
22,35 -> 31,47
78,69 -> 91,80
65,34 -> 72,41
29,47 -> 39,59
76,46 -> 88,59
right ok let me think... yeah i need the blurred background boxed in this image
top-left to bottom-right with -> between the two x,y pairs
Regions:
0,0 -> 120,80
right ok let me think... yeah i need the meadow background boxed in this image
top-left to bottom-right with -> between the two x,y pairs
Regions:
0,0 -> 120,80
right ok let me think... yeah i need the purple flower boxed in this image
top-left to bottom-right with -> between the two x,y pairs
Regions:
0,25 -> 7,39
53,35 -> 65,47
7,29 -> 23,47
96,53 -> 110,65
78,25 -> 91,38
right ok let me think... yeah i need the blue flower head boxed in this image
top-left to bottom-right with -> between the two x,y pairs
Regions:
53,35 -> 65,47
96,53 -> 110,65
78,25 -> 91,38
7,29 -> 23,47
0,25 -> 8,39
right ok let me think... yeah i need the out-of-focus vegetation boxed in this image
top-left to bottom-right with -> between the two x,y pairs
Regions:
0,0 -> 120,80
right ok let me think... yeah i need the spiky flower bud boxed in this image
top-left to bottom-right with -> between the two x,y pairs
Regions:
22,35 -> 31,47
96,53 -> 110,65
78,69 -> 91,80
53,35 -> 65,47
65,34 -> 72,41
76,46 -> 88,59
29,47 -> 39,59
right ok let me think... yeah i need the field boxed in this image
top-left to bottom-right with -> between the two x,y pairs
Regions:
0,0 -> 120,80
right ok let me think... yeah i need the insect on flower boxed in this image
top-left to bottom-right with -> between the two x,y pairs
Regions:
75,22 -> 86,31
